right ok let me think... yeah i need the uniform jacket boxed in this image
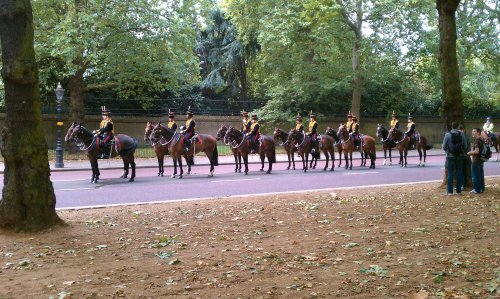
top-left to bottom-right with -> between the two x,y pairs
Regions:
295,123 -> 304,132
308,121 -> 318,137
184,118 -> 195,135
407,121 -> 415,133
98,119 -> 114,135
167,120 -> 177,131
250,121 -> 260,136
242,118 -> 251,133
346,120 -> 353,133
390,119 -> 399,129
483,122 -> 494,134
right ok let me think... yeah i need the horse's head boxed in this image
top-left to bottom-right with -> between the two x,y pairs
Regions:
150,122 -> 165,144
338,123 -> 347,137
325,126 -> 334,136
387,127 -> 398,140
216,124 -> 228,141
64,122 -> 77,142
66,122 -> 88,142
376,124 -> 384,138
144,122 -> 154,141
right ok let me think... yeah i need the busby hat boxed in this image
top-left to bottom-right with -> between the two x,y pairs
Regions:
241,110 -> 249,117
296,112 -> 302,121
252,114 -> 258,120
408,113 -> 413,120
347,111 -> 352,118
101,106 -> 111,116
309,110 -> 316,118
392,110 -> 397,117
186,106 -> 194,116
168,109 -> 175,118
486,116 -> 491,121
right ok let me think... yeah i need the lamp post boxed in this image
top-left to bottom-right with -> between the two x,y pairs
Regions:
54,82 -> 65,168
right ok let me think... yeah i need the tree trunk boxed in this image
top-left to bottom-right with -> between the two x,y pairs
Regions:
0,0 -> 63,232
437,0 -> 464,132
69,71 -> 85,124
351,33 -> 362,120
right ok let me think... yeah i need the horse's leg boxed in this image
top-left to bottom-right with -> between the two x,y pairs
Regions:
286,150 -> 291,170
360,150 -> 364,167
291,150 -> 296,170
349,151 -> 353,170
233,152 -> 238,173
259,151 -> 265,171
399,149 -> 403,166
417,147 -> 422,166
404,149 -> 408,167
304,152 -> 309,173
156,152 -> 162,176
171,157 -> 177,178
323,151 -> 329,171
338,147 -> 342,167
89,158 -> 96,183
266,152 -> 273,174
330,149 -> 335,171
344,151 -> 349,170
121,157 -> 129,179
129,156 -> 136,182
243,154 -> 249,175
178,157 -> 183,179
208,150 -> 215,177
383,148 -> 387,165
389,148 -> 393,165
185,154 -> 191,175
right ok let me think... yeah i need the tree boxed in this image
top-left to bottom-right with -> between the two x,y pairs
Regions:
0,0 -> 63,232
437,0 -> 464,131
33,0 -> 203,122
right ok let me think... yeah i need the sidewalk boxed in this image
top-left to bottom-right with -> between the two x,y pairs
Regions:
0,149 -> 445,173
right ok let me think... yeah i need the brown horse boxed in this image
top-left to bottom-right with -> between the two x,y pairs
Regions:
481,131 -> 499,161
273,127 -> 297,170
325,126 -> 344,167
216,124 -> 242,172
286,129 -> 314,172
388,128 -> 432,167
376,124 -> 396,165
65,122 -> 138,183
337,124 -> 376,169
225,127 -> 276,174
309,134 -> 336,171
145,122 -> 169,176
151,123 -> 218,178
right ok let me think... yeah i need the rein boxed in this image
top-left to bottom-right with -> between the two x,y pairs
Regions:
159,132 -> 177,146
275,131 -> 287,146
393,132 -> 407,144
73,131 -> 96,151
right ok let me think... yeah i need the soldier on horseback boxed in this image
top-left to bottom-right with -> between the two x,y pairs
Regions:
350,115 -> 360,149
307,111 -> 319,155
93,106 -> 114,158
390,111 -> 399,129
241,110 -> 251,133
483,117 -> 496,146
166,109 -> 177,131
404,113 -> 416,149
248,114 -> 260,154
295,113 -> 304,132
180,106 -> 196,152
346,111 -> 353,133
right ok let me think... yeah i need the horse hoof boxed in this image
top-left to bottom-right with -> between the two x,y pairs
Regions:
303,169 -> 307,173
286,166 -> 290,170
292,167 -> 296,170
404,165 -> 407,168
259,169 -> 264,172
266,170 -> 271,174
128,178 -> 134,182
238,169 -> 242,173
171,175 -> 176,178
349,167 -> 352,170
234,169 -> 238,173
245,172 -> 248,175
93,179 -> 98,184
323,168 -> 327,171
389,162 -> 392,165
178,175 -> 183,179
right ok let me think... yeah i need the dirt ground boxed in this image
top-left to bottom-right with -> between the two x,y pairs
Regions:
1,178 -> 499,299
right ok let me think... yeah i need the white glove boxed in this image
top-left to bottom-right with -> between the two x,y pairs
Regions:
92,130 -> 97,134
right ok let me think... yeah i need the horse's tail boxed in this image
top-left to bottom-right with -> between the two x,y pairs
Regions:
212,144 -> 219,166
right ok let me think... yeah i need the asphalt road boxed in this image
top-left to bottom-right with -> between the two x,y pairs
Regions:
2,155 -> 496,209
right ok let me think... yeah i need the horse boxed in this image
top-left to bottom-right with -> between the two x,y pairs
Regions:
309,133 -> 336,171
388,127 -> 432,167
273,127 -> 297,170
481,131 -> 499,161
145,122 -> 169,176
337,124 -> 376,169
65,122 -> 138,183
151,123 -> 218,178
216,125 -> 242,172
376,124 -> 396,165
325,126 -> 344,168
224,127 -> 276,174
286,129 -> 314,172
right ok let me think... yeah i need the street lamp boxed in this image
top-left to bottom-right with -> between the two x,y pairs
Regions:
54,82 -> 65,168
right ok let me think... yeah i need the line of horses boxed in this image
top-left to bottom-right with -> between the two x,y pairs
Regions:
64,122 -> 499,183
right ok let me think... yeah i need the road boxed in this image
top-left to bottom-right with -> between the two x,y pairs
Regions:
1,155 -> 497,209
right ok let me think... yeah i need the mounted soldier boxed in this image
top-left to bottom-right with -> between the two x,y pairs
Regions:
307,111 -> 319,156
345,111 -> 353,133
248,114 -> 260,154
241,110 -> 251,133
295,112 -> 304,132
404,113 -> 416,149
93,106 -> 114,158
390,111 -> 399,129
166,109 -> 177,131
483,117 -> 496,146
350,115 -> 360,149
180,106 -> 196,152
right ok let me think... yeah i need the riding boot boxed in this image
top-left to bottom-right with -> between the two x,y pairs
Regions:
184,139 -> 191,153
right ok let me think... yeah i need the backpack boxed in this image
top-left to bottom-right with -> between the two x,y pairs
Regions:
481,143 -> 492,162
448,131 -> 463,156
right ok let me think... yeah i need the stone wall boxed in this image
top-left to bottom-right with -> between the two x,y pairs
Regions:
0,114 -> 487,148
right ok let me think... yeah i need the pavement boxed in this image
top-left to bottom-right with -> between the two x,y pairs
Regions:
0,149 -> 448,173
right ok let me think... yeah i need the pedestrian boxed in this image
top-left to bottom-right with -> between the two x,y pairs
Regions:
442,121 -> 468,195
467,128 -> 485,194
459,124 -> 470,190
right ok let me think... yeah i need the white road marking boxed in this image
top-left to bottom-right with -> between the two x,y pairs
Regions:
211,178 -> 261,183
57,187 -> 96,191
343,171 -> 379,175
53,178 -> 90,182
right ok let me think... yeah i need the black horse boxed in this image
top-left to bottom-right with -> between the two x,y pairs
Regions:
376,124 -> 396,166
65,122 -> 138,183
